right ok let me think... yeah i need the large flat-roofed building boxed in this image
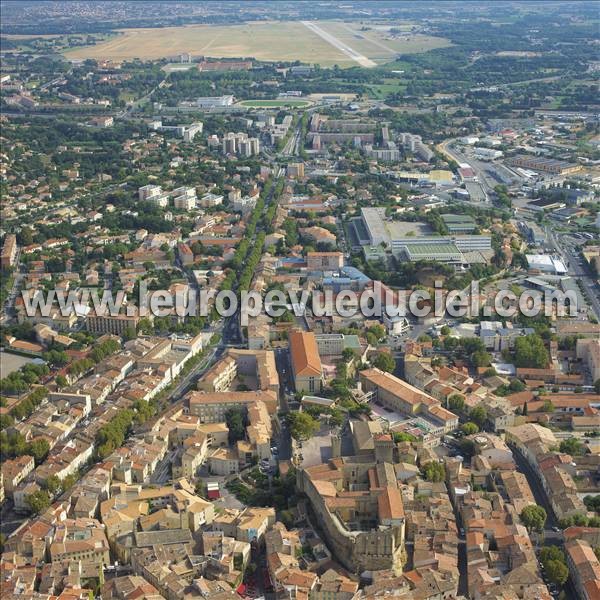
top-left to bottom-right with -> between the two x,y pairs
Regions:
289,330 -> 323,394
506,154 -> 582,175
315,333 -> 362,358
526,254 -> 568,275
360,207 -> 491,261
441,214 -> 477,234
195,95 -> 234,108
401,242 -> 463,264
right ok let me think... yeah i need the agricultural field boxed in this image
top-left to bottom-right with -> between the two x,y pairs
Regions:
62,20 -> 450,68
238,99 -> 312,108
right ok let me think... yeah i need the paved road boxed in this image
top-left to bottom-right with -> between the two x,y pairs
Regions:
546,226 -> 600,320
151,448 -> 178,483
274,347 -> 293,409
444,480 -> 468,596
438,140 -> 492,202
1,247 -> 23,324
510,444 -> 558,530
167,331 -> 225,404
116,77 -> 167,119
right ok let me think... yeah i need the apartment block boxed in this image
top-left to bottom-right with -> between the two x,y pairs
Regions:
138,185 -> 169,207
188,390 -> 278,423
565,539 -> 600,600
1,233 -> 17,268
306,251 -> 344,271
49,518 -> 110,577
1,455 -> 35,496
576,337 -> 600,383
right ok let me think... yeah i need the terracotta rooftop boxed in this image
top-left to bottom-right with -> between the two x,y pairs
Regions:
289,330 -> 322,377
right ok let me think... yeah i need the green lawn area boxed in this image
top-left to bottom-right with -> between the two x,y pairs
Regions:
366,78 -> 406,99
238,99 -> 311,108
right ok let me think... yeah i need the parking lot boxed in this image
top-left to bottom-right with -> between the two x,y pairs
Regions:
297,424 -> 333,467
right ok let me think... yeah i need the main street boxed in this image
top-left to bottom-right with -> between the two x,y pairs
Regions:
509,445 -> 563,540
545,225 -> 600,321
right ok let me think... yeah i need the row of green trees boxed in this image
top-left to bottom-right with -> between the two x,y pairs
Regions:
0,362 -> 50,396
1,386 -> 49,426
67,336 -> 120,377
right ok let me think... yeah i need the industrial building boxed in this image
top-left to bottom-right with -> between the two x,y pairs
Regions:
506,155 -> 582,175
526,254 -> 568,275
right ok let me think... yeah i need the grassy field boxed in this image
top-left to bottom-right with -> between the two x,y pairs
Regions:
315,21 -> 451,64
238,99 -> 312,108
63,20 -> 450,67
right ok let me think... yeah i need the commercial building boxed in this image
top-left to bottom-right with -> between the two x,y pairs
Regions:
521,221 -> 546,245
198,60 -> 252,72
401,242 -> 464,264
473,147 -> 503,161
526,254 -> 568,275
289,330 -> 323,394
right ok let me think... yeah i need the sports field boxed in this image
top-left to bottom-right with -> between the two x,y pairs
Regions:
238,99 -> 312,108
63,20 -> 450,67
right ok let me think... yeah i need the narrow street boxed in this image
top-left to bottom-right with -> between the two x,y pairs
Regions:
444,482 -> 469,597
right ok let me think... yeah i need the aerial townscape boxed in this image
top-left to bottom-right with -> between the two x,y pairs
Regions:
0,2 -> 600,600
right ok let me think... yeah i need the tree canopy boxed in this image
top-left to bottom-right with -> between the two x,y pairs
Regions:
287,412 -> 319,442
520,505 -> 547,533
513,334 -> 549,369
